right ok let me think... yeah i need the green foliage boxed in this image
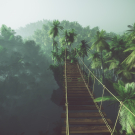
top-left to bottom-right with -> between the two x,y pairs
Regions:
94,80 -> 135,134
0,24 -> 16,40
49,20 -> 64,38
98,76 -> 103,85
69,48 -> 78,63
11,20 -> 135,134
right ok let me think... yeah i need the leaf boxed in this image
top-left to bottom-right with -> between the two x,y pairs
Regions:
118,80 -> 125,87
123,46 -> 135,52
113,82 -> 125,97
70,59 -> 73,63
106,100 -> 119,107
93,96 -> 117,102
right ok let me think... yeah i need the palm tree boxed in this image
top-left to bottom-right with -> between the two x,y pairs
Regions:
77,40 -> 89,73
52,51 -> 62,65
105,58 -> 120,82
120,45 -> 135,70
60,30 -> 71,59
126,23 -> 135,41
68,29 -> 77,52
89,30 -> 112,85
116,64 -> 135,84
93,80 -> 135,134
69,48 -> 78,63
59,46 -> 70,63
87,50 -> 101,77
53,39 -> 59,53
49,20 -> 63,63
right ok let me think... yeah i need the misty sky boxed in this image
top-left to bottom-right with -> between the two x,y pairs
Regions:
1,0 -> 135,34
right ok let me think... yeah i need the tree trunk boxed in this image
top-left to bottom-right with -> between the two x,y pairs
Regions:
101,51 -> 105,85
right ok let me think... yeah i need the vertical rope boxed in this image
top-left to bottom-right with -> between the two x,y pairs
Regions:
71,47 -> 135,134
65,47 -> 69,135
111,101 -> 123,135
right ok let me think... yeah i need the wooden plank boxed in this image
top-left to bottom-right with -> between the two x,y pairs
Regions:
63,84 -> 86,86
64,71 -> 80,72
63,81 -> 87,82
63,74 -> 81,78
61,112 -> 107,118
62,86 -> 87,87
62,91 -> 90,94
61,125 -> 112,134
64,78 -> 84,79
63,87 -> 88,89
63,81 -> 84,82
63,94 -> 91,97
60,101 -> 95,105
63,65 -> 78,66
62,92 -> 95,97
63,80 -> 84,81
63,79 -> 84,80
63,118 -> 112,125
63,76 -> 82,78
62,84 -> 91,86
62,87 -> 92,92
61,97 -> 93,101
63,106 -> 104,110
63,73 -> 81,74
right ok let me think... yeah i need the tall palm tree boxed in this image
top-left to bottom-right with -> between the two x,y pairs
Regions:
89,30 -> 112,85
77,40 -> 89,72
87,50 -> 101,77
120,45 -> 135,70
116,64 -> 135,84
51,50 -> 62,65
49,20 -> 63,63
60,30 -> 71,59
93,80 -> 135,134
53,39 -> 59,53
105,58 -> 120,81
68,29 -> 77,52
59,46 -> 70,62
126,23 -> 135,41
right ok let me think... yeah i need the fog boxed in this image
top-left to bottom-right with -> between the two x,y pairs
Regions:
0,0 -> 135,34
0,0 -> 135,135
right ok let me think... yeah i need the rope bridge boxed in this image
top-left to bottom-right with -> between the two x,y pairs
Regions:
60,47 -> 135,135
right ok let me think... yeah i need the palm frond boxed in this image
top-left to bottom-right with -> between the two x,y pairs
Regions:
93,96 -> 119,103
123,46 -> 135,53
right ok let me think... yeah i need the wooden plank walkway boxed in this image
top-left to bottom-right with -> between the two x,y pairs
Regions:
60,59 -> 113,135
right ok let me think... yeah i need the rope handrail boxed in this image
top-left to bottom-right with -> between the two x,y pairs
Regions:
74,48 -> 135,134
77,54 -> 135,117
65,47 -> 69,135
77,62 -> 113,133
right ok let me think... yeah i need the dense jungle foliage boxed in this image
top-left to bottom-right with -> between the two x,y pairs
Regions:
0,19 -> 135,134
